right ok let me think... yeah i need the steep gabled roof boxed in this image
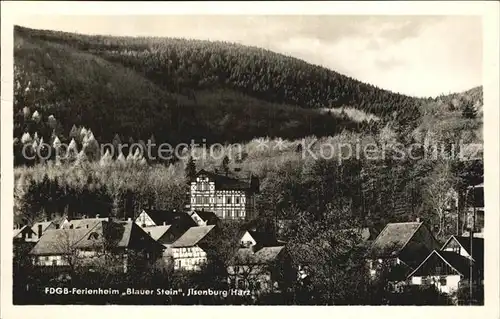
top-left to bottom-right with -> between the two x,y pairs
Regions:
248,230 -> 280,247
30,220 -> 164,255
172,225 -> 215,248
13,225 -> 36,238
31,221 -> 54,235
191,210 -> 220,225
369,222 -> 423,259
407,250 -> 472,278
442,235 -> 484,263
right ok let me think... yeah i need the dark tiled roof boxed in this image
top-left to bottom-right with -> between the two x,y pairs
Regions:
438,251 -> 472,276
369,222 -> 422,258
191,210 -> 220,225
172,225 -> 215,248
141,209 -> 195,226
13,225 -> 36,239
31,221 -> 54,235
248,230 -> 280,247
408,250 -> 472,278
195,169 -> 256,191
452,236 -> 484,263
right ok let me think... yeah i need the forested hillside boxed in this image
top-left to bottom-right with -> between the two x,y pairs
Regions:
13,25 -> 484,244
14,25 -> 428,144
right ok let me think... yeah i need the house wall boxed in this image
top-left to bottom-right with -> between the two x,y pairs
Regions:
135,211 -> 157,227
171,246 -> 207,271
411,275 -> 462,294
34,250 -> 99,266
240,232 -> 257,247
189,175 -> 256,220
442,240 -> 471,259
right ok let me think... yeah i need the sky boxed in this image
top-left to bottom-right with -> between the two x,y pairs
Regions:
16,15 -> 483,97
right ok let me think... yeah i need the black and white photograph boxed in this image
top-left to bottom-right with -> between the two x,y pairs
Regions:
1,1 -> 499,315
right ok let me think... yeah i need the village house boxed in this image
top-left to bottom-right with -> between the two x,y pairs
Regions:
29,220 -> 164,273
463,182 -> 484,238
228,244 -> 289,293
188,210 -> 221,227
406,250 -> 476,295
189,169 -> 259,220
135,209 -> 197,228
60,216 -> 109,229
227,229 -> 292,294
444,181 -> 484,238
30,220 -> 58,241
170,225 -> 216,271
13,225 -> 38,243
407,235 -> 484,295
367,221 -> 441,281
441,235 -> 484,275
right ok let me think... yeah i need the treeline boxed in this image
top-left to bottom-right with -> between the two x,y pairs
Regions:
14,163 -> 188,227
15,140 -> 483,243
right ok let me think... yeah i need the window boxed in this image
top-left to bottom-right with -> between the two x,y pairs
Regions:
226,197 -> 232,204
45,256 -> 49,261
88,232 -> 99,240
439,277 -> 447,286
421,277 -> 430,285
52,260 -> 57,266
235,197 -> 240,204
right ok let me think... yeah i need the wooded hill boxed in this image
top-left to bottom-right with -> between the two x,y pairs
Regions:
14,25 -> 436,145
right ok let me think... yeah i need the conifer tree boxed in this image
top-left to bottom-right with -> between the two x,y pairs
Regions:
185,156 -> 197,181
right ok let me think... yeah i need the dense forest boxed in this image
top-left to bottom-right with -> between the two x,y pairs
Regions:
13,25 -> 484,236
13,25 -> 433,144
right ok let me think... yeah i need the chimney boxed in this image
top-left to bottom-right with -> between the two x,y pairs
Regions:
127,217 -> 132,222
416,217 -> 420,223
38,224 -> 43,238
96,214 -> 100,219
163,221 -> 166,226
